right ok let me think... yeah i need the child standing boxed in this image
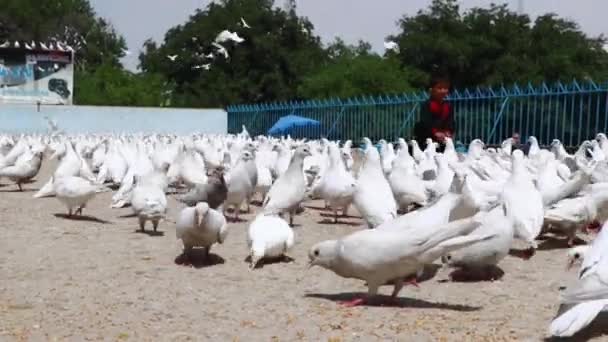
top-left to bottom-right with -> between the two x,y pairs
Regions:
414,76 -> 455,153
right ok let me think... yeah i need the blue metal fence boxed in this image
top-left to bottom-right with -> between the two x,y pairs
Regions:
227,79 -> 608,147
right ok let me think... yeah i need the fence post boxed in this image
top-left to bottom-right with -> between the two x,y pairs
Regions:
487,97 -> 510,144
325,104 -> 346,139
393,102 -> 420,140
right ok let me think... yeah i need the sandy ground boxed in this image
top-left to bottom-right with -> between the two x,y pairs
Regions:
1,159 -> 607,342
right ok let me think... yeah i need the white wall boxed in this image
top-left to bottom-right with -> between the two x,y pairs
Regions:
0,104 -> 227,134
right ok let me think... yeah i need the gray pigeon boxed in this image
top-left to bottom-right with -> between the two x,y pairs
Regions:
177,167 -> 227,209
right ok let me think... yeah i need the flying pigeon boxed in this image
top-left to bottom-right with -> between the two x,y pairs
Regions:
204,53 -> 214,59
122,48 -> 131,56
240,17 -> 252,29
384,40 -> 399,53
215,30 -> 245,44
212,42 -> 229,59
192,64 -> 211,70
167,54 -> 178,62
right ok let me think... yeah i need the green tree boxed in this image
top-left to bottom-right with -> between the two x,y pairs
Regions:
138,0 -> 327,107
298,39 -> 418,99
390,0 -> 608,88
74,63 -> 167,106
0,0 -> 127,71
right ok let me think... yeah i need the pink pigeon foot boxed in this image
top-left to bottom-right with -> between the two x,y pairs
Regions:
339,298 -> 366,307
404,276 -> 420,288
586,221 -> 601,234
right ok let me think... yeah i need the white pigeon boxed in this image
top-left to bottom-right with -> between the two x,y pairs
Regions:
0,148 -> 44,191
53,176 -> 99,217
14,41 -> 20,48
35,141 -> 83,198
263,146 -> 312,225
215,30 -> 245,44
384,40 -> 399,53
388,145 -> 427,212
0,41 -> 9,48
193,64 -> 211,70
549,221 -> 608,337
441,206 -> 514,278
175,202 -> 228,265
308,214 -> 492,306
212,42 -> 229,59
130,175 -> 168,233
315,143 -> 356,222
40,42 -> 49,50
224,150 -> 256,220
247,214 -> 295,269
240,17 -> 252,28
352,138 -> 398,228
502,150 -> 544,257
167,54 -> 178,62
566,245 -> 591,271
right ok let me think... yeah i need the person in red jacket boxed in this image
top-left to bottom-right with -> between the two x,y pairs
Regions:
414,76 -> 454,152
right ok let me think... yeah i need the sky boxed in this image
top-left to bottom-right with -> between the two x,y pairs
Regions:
89,0 -> 607,71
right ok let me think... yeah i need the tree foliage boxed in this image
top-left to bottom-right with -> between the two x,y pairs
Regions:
297,39 -> 418,99
0,0 -> 127,70
139,0 -> 326,107
74,63 -> 167,106
3,0 -> 607,107
390,0 -> 608,88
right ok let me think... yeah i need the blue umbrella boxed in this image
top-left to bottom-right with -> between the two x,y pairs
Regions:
267,115 -> 321,137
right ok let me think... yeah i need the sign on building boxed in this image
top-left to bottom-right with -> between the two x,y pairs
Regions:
0,46 -> 74,105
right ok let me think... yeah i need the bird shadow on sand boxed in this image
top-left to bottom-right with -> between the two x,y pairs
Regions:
244,255 -> 295,269
544,308 -> 608,341
226,216 -> 247,223
118,213 -> 138,219
54,213 -> 112,224
0,187 -> 38,193
317,219 -> 361,227
537,237 -> 588,251
174,251 -> 225,269
508,248 -> 536,260
304,204 -> 332,211
319,212 -> 361,219
134,229 -> 165,237
305,292 -> 480,311
440,266 -> 505,283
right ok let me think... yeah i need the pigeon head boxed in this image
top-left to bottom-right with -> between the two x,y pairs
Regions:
194,202 -> 210,226
527,136 -> 539,145
566,245 -> 589,270
240,150 -> 254,161
308,240 -> 338,269
296,146 -> 312,158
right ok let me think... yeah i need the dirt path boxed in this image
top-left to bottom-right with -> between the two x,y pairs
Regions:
0,160 -> 604,341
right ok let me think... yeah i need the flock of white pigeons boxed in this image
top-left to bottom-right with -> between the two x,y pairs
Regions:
4,122 -> 608,338
164,17 -> 252,71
